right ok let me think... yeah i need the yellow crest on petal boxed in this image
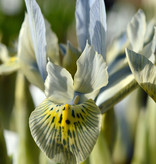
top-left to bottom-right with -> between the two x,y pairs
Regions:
29,98 -> 101,164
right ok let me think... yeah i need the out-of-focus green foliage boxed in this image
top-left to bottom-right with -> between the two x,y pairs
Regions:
0,74 -> 16,129
0,0 -> 75,45
37,0 -> 75,43
0,0 -> 24,45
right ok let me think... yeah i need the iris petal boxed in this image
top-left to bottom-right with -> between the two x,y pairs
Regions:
75,0 -> 90,50
126,48 -> 156,102
29,98 -> 101,164
74,43 -> 108,94
45,61 -> 74,104
25,0 -> 47,81
76,0 -> 107,59
127,9 -> 146,53
18,14 -> 44,90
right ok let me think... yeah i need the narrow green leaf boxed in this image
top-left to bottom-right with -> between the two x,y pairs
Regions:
14,72 -> 40,164
146,97 -> 156,164
132,110 -> 148,164
96,65 -> 138,113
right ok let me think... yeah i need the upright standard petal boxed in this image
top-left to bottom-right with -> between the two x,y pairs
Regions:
45,61 -> 74,104
18,14 -> 44,90
74,43 -> 108,94
25,0 -> 47,81
75,0 -> 90,51
126,48 -> 156,102
127,9 -> 146,52
89,0 -> 107,59
75,0 -> 107,59
29,98 -> 101,164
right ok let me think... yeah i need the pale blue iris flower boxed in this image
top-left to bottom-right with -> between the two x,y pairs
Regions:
25,0 -> 108,163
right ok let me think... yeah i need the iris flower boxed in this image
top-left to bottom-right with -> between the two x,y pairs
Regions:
0,44 -> 19,75
24,0 -> 108,163
30,43 -> 108,163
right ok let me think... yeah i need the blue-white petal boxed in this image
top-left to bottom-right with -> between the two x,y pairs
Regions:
89,0 -> 107,59
44,61 -> 74,104
25,0 -> 47,81
74,43 -> 108,94
18,14 -> 44,90
75,0 -> 107,59
127,9 -> 146,53
75,0 -> 90,51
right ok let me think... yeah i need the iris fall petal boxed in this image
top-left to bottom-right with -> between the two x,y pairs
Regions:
29,98 -> 101,164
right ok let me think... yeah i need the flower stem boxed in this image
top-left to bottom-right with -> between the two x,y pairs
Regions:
15,72 -> 40,164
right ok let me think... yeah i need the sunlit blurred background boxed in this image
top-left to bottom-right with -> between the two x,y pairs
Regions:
0,0 -> 156,47
0,0 -> 156,164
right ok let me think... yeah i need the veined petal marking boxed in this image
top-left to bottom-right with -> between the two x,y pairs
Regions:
29,98 -> 101,164
74,43 -> 108,94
